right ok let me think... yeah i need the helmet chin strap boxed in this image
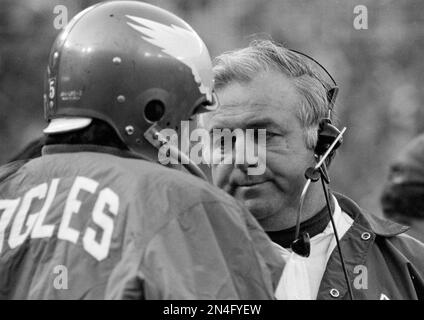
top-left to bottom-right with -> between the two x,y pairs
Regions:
144,123 -> 208,181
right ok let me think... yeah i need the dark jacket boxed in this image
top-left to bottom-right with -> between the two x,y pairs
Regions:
317,193 -> 424,300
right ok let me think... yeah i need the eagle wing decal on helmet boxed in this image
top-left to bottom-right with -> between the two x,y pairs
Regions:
126,15 -> 213,101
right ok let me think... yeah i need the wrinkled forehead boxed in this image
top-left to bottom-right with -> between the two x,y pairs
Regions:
201,101 -> 275,130
200,74 -> 301,131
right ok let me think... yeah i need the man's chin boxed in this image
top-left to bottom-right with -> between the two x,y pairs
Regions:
241,198 -> 275,221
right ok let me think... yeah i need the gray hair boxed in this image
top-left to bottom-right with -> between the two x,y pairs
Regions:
213,40 -> 335,150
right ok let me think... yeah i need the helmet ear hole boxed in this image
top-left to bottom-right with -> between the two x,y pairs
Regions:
144,100 -> 165,123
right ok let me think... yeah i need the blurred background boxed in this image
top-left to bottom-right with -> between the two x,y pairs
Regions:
1,0 -> 423,216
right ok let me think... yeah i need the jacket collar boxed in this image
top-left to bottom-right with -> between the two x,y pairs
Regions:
42,144 -> 148,161
333,192 -> 409,237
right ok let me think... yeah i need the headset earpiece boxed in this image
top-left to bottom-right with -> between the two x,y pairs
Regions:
314,118 -> 343,157
314,84 -> 341,160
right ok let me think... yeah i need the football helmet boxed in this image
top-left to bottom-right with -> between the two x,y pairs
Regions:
44,1 -> 217,163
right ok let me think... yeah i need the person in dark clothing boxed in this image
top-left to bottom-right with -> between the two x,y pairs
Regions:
381,133 -> 424,243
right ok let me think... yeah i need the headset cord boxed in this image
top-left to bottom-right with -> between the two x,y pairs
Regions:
146,125 -> 209,181
168,144 -> 208,181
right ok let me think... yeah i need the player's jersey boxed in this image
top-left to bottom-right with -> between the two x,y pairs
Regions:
0,144 -> 283,299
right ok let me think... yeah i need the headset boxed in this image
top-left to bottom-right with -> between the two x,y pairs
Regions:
289,49 -> 353,300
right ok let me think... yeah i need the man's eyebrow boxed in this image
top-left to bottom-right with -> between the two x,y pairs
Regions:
207,118 -> 281,135
244,118 -> 281,130
218,102 -> 269,109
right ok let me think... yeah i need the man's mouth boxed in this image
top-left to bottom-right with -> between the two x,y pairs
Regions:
232,180 -> 270,194
237,181 -> 268,187
225,180 -> 268,195
232,181 -> 270,199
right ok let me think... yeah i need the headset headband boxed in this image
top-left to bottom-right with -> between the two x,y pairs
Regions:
289,49 -> 339,112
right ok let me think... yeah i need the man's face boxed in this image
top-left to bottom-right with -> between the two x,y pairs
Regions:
203,71 -> 316,231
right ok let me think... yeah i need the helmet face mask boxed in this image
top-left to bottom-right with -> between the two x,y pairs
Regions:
44,1 -> 216,162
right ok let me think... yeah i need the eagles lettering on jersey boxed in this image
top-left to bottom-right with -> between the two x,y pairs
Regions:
0,176 -> 119,261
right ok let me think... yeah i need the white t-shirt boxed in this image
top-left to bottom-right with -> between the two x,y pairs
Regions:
274,196 -> 354,300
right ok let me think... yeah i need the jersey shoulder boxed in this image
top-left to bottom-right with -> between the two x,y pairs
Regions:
0,160 -> 29,183
120,157 -> 238,208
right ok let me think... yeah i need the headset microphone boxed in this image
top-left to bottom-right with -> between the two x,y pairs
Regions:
291,125 -> 346,257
